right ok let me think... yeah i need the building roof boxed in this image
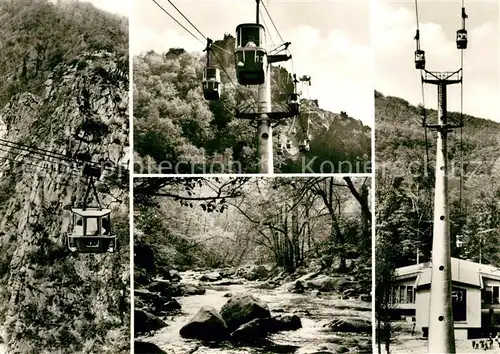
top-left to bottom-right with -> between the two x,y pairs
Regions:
395,258 -> 500,289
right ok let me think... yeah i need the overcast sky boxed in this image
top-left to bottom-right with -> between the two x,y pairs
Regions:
375,0 -> 500,122
131,0 -> 373,127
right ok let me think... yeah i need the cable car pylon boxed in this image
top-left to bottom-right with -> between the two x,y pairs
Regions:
234,0 -> 293,173
414,1 -> 468,352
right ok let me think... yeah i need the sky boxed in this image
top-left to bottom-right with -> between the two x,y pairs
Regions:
131,0 -> 374,127
375,0 -> 500,122
48,0 -> 130,17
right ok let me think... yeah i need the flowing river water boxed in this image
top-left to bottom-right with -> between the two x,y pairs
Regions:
138,270 -> 372,354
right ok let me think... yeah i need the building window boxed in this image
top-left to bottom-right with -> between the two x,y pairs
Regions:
482,286 -> 500,304
452,287 -> 467,322
392,285 -> 415,304
407,286 -> 414,304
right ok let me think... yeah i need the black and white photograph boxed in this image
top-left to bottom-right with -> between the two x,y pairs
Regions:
133,177 -> 372,353
0,0 -> 130,352
132,0 -> 372,174
374,0 -> 500,352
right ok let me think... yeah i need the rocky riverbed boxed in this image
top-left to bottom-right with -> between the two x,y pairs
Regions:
135,266 -> 372,354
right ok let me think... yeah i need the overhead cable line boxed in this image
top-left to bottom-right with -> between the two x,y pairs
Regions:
166,0 -> 206,41
150,0 -> 204,45
261,1 -> 285,44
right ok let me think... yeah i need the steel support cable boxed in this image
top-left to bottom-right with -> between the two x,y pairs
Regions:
150,0 -> 204,45
414,0 -> 430,176
0,140 -> 119,173
459,4 -> 465,212
0,140 -> 128,176
261,1 -> 284,44
0,145 -> 75,170
260,9 -> 275,48
0,142 -> 82,171
0,138 -> 74,162
211,50 -> 249,106
162,0 -> 233,57
0,155 -> 82,178
166,0 -> 206,41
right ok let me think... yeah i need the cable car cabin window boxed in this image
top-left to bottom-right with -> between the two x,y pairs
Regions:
204,67 -> 218,80
203,81 -> 219,91
452,287 -> 467,322
102,215 -> 111,235
74,215 -> 84,236
239,26 -> 263,47
85,217 -> 100,236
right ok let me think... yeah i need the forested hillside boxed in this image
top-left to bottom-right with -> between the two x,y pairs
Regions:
133,177 -> 372,353
0,1 -> 129,353
375,90 -> 500,268
133,37 -> 371,174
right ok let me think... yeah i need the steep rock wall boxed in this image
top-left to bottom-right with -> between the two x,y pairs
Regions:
0,51 -> 129,353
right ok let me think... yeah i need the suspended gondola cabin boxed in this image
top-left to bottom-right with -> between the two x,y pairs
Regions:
456,29 -> 467,49
415,49 -> 425,69
234,23 -> 267,85
299,141 -> 310,152
288,93 -> 300,116
202,66 -> 222,100
68,208 -> 116,253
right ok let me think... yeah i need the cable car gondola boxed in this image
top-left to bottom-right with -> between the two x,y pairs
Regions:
415,49 -> 426,70
202,38 -> 222,100
202,66 -> 222,100
277,144 -> 284,156
234,23 -> 267,85
456,29 -> 467,49
288,93 -> 300,116
456,7 -> 468,50
299,140 -> 310,153
68,208 -> 115,253
68,163 -> 116,253
286,139 -> 292,149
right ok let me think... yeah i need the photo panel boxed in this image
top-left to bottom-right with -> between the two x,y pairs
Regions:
0,0 -> 130,352
132,0 -> 373,174
133,176 -> 372,353
375,0 -> 500,352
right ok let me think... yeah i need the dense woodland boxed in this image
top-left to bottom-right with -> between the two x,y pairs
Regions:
375,91 -> 500,351
133,40 -> 371,173
0,0 -> 129,352
0,0 -> 128,108
134,177 -> 371,283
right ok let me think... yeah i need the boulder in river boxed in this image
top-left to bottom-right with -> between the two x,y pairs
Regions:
220,294 -> 271,331
244,265 -> 269,281
134,340 -> 167,354
274,314 -> 302,331
200,272 -> 222,282
134,309 -> 167,334
169,269 -> 181,281
147,279 -> 180,297
324,317 -> 371,333
230,315 -> 302,342
180,283 -> 206,296
179,306 -> 229,341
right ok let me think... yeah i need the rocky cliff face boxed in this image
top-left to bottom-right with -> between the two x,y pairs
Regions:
0,50 -> 129,353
